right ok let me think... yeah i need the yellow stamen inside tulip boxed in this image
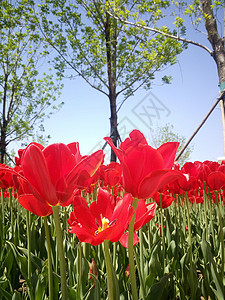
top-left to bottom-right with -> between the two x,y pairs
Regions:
94,215 -> 117,236
99,217 -> 110,231
95,216 -> 109,235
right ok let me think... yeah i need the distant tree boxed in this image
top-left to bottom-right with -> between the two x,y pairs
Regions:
0,0 -> 63,164
107,0 -> 225,153
37,0 -> 184,161
151,123 -> 193,166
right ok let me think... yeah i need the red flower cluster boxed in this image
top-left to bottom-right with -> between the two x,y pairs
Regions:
154,160 -> 225,208
0,129 -> 190,246
0,142 -> 104,216
68,188 -> 134,245
104,130 -> 182,199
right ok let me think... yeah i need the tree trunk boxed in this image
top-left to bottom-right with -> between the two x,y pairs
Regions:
1,73 -> 8,164
109,91 -> 118,162
201,0 -> 225,155
0,127 -> 6,164
105,8 -> 118,162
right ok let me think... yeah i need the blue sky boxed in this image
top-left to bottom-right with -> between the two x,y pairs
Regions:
41,28 -> 222,164
6,9 -> 217,165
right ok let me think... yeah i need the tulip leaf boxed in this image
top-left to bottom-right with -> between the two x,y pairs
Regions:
146,273 -> 171,300
0,286 -> 13,300
34,275 -> 47,300
12,291 -> 22,300
6,242 -> 29,284
201,237 -> 224,299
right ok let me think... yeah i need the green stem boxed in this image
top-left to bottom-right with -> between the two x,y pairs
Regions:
134,245 -> 146,299
103,240 -> 117,300
203,182 -> 209,242
148,221 -> 152,250
139,227 -> 144,276
185,192 -> 194,298
1,185 -> 4,225
52,206 -> 68,300
26,210 -> 34,300
128,197 -> 139,300
43,217 -> 54,300
215,191 -> 224,278
78,242 -> 83,299
178,195 -> 186,235
113,242 -> 117,269
26,210 -> 32,281
160,193 -> 165,272
9,188 -> 14,241
208,188 -> 216,247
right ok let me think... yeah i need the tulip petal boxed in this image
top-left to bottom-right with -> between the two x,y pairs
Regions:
67,150 -> 104,189
73,195 -> 97,232
19,194 -> 52,217
138,169 -> 183,199
104,137 -> 123,162
120,130 -> 148,151
69,225 -> 102,246
119,231 -> 139,248
157,142 -> 179,169
90,188 -> 115,222
43,143 -> 77,186
207,171 -> 225,190
67,142 -> 82,163
134,202 -> 156,231
122,145 -> 164,196
21,144 -> 58,206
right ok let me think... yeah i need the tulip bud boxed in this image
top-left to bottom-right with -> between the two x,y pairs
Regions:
89,259 -> 98,283
125,264 -> 130,277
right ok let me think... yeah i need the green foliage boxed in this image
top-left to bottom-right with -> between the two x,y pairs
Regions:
1,187 -> 225,299
38,0 -> 184,99
151,123 -> 193,165
0,0 -> 63,162
172,0 -> 224,31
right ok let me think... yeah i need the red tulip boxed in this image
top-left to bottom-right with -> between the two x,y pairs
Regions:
0,143 -> 104,216
104,130 -> 181,199
197,162 -> 211,182
156,223 -> 166,235
89,259 -> 98,283
125,264 -> 130,277
101,162 -> 122,187
0,165 -> 20,190
68,188 -> 134,245
119,200 -> 156,248
153,191 -> 174,208
134,200 -> 156,231
15,142 -> 44,166
178,173 -> 199,192
181,162 -> 201,178
207,171 -> 225,191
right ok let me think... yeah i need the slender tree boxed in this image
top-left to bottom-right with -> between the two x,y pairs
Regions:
38,0 -> 184,161
107,0 -> 225,154
0,0 -> 63,164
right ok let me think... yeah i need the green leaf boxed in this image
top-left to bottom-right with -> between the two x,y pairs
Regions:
146,273 -> 171,300
201,236 -> 224,299
12,291 -> 22,300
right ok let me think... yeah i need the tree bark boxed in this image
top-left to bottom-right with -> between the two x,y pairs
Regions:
0,73 -> 8,164
109,93 -> 118,162
201,0 -> 225,154
0,127 -> 6,164
105,8 -> 118,162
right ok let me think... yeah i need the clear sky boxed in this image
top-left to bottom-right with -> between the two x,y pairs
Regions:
41,37 -> 222,164
11,15 -> 221,165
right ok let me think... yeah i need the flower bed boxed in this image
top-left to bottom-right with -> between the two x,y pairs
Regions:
0,130 -> 224,299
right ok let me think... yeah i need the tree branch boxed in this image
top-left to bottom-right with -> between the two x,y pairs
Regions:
108,11 -> 214,56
